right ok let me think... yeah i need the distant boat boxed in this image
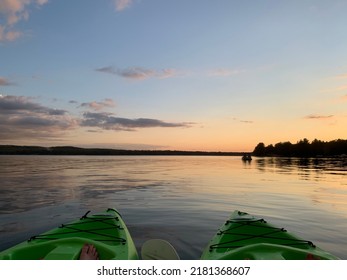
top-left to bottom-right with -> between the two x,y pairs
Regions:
242,154 -> 252,161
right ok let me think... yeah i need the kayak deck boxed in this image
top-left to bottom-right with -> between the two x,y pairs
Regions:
201,211 -> 339,260
0,208 -> 138,260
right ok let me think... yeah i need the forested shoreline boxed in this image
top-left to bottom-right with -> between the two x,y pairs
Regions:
253,139 -> 347,157
1,139 -> 346,157
0,145 -> 242,156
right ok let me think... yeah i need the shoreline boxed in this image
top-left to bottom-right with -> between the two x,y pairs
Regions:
0,145 -> 246,156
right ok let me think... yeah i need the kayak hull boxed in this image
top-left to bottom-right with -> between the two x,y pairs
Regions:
0,208 -> 138,260
201,211 -> 339,260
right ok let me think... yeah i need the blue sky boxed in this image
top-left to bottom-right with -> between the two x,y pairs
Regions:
1,0 -> 347,151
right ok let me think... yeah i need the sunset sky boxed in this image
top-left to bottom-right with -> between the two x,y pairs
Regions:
1,0 -> 347,152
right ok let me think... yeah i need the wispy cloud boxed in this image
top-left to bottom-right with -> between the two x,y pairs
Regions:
232,117 -> 254,124
113,0 -> 133,12
0,77 -> 14,86
96,65 -> 246,80
239,120 -> 254,124
0,0 -> 48,42
0,25 -> 21,42
81,111 -> 193,131
80,98 -> 116,111
96,66 -> 177,80
0,95 -> 76,141
304,114 -> 334,120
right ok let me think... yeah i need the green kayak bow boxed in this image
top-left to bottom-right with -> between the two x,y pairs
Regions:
201,211 -> 339,260
0,208 -> 138,260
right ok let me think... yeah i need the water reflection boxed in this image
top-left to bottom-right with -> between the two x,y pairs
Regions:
1,155 -> 347,259
254,157 -> 347,180
242,160 -> 252,168
1,156 -> 346,214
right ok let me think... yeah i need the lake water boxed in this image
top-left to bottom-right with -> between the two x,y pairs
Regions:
0,155 -> 346,259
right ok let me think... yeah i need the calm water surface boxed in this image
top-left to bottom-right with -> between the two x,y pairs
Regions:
0,155 -> 346,259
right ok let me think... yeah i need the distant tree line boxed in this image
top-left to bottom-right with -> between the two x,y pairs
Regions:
0,145 -> 243,156
253,139 -> 347,157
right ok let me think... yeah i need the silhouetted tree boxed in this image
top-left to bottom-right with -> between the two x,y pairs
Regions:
329,139 -> 347,155
311,139 -> 325,156
265,144 -> 275,155
294,138 -> 311,157
253,142 -> 266,156
274,141 -> 293,156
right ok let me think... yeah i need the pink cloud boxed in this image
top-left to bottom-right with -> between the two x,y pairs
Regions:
0,0 -> 48,42
0,28 -> 22,41
96,66 -> 178,80
80,99 -> 116,111
113,0 -> 133,11
0,76 -> 15,86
